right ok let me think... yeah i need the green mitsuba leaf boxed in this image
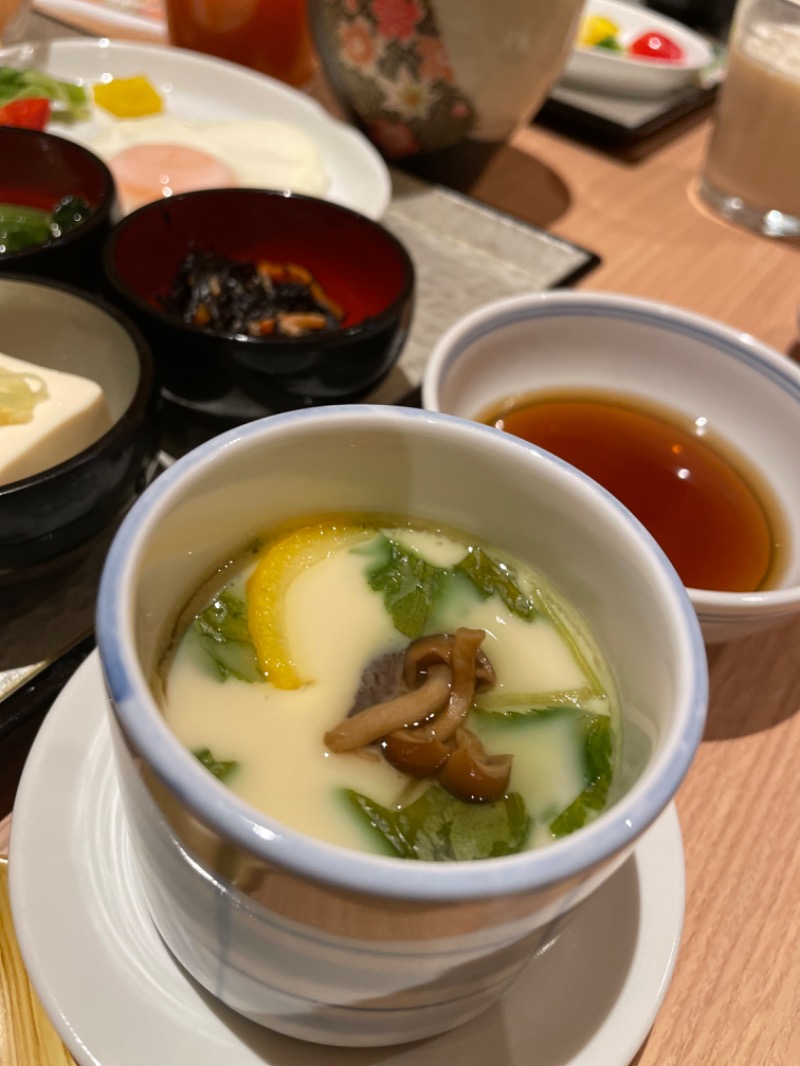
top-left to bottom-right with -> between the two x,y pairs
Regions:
550,714 -> 613,837
455,546 -> 537,621
191,587 -> 262,682
366,536 -> 449,639
193,747 -> 239,782
347,785 -> 530,861
366,537 -> 540,638
475,688 -> 599,717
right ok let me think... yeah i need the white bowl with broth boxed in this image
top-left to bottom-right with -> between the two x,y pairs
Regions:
423,292 -> 800,645
95,405 -> 706,1047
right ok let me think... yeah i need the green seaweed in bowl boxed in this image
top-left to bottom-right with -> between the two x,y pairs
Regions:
0,195 -> 93,255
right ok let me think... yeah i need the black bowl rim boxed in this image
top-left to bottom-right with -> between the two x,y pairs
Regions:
0,127 -> 117,265
101,187 -> 415,348
0,274 -> 156,498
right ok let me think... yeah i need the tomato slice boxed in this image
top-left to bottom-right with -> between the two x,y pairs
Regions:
0,98 -> 52,129
629,31 -> 685,62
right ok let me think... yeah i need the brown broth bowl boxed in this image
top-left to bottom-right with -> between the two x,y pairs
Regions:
422,290 -> 800,643
101,189 -> 415,425
0,128 -> 117,292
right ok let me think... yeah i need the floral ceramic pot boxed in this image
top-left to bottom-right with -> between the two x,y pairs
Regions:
309,0 -> 584,159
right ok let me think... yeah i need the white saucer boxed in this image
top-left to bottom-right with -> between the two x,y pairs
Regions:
10,653 -> 685,1066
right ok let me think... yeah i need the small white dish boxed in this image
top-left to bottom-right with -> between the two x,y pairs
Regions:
422,291 -> 800,644
560,0 -> 715,97
9,652 -> 686,1066
21,38 -> 391,220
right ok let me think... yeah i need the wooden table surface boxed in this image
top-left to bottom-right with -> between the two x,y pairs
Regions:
2,12 -> 799,1066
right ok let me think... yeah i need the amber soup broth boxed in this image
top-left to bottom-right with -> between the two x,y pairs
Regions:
479,389 -> 787,593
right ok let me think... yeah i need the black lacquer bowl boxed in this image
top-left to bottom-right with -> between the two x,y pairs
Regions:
0,277 -> 159,572
0,128 -> 117,292
102,188 -> 415,424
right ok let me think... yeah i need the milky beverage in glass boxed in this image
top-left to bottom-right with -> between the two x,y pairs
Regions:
700,0 -> 800,236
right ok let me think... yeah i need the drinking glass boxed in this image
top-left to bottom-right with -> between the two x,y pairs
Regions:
0,0 -> 29,45
699,0 -> 800,237
163,0 -> 316,89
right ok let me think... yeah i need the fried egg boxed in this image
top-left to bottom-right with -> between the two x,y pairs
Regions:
87,115 -> 330,213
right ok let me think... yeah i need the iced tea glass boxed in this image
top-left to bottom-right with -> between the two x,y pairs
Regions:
0,0 -> 29,44
164,0 -> 316,89
699,0 -> 800,237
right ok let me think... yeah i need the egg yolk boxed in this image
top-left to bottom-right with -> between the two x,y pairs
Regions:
109,143 -> 238,211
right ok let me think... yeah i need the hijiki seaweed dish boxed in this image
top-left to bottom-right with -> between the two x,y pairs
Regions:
159,249 -> 345,338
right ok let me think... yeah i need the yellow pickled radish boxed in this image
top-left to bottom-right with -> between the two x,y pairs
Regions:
246,519 -> 370,689
93,75 -> 163,118
578,14 -> 620,47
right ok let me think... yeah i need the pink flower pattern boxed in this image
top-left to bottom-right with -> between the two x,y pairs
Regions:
370,0 -> 424,43
369,119 -> 420,158
416,35 -> 453,84
319,0 -> 475,158
338,17 -> 384,73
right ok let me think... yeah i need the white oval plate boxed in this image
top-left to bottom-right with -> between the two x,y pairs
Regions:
560,0 -> 715,97
9,651 -> 686,1066
16,37 -> 391,220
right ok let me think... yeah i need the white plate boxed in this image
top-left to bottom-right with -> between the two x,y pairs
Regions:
10,652 -> 685,1066
22,38 -> 391,219
560,0 -> 715,97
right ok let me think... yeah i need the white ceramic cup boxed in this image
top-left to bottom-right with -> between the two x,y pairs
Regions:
96,405 -> 707,1047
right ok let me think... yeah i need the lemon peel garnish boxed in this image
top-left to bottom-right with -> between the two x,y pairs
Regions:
246,519 -> 371,689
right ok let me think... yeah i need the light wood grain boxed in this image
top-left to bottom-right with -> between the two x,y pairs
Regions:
469,114 -> 800,1066
2,12 -> 799,1066
0,861 -> 76,1066
472,120 -> 800,357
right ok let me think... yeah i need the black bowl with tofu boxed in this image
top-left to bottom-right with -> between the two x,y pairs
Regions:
0,276 -> 159,571
0,128 -> 117,292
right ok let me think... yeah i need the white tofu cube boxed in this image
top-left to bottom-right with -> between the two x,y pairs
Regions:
0,351 -> 113,485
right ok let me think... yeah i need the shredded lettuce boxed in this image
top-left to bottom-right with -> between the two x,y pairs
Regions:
0,67 -> 90,122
